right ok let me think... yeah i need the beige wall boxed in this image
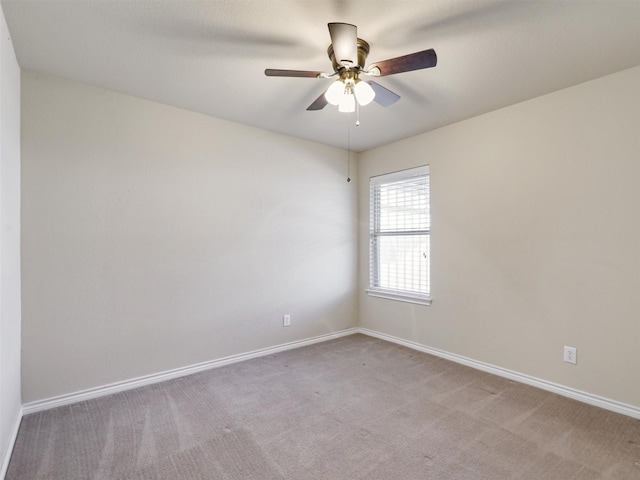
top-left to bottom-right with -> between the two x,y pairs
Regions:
21,72 -> 358,403
17,64 -> 640,410
358,66 -> 640,408
0,3 -> 21,473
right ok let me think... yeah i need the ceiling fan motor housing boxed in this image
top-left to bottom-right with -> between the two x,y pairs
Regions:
327,38 -> 370,72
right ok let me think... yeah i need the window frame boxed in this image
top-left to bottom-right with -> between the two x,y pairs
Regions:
366,165 -> 431,306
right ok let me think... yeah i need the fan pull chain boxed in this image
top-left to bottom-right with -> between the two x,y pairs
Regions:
346,114 -> 351,183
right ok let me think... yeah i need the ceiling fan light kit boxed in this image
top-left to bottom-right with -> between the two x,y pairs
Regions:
265,22 -> 437,113
325,72 -> 375,112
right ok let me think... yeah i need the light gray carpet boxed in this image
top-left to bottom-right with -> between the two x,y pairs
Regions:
6,334 -> 640,479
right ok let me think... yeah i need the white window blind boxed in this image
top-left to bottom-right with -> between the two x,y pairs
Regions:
368,166 -> 430,304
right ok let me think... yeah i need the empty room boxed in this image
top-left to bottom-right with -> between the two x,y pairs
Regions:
1,1 -> 639,479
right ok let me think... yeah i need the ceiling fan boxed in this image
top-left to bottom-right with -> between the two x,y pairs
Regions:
265,23 -> 437,112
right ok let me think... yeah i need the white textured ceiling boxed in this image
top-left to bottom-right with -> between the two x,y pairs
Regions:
2,0 -> 640,152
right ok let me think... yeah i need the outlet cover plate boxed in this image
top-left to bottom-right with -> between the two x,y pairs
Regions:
563,346 -> 577,364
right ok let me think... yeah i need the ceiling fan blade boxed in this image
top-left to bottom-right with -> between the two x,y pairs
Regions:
369,81 -> 401,107
328,23 -> 358,68
306,91 -> 329,111
369,49 -> 437,77
265,69 -> 323,78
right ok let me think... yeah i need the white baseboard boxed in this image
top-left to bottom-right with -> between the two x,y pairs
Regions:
358,327 -> 640,420
22,328 -> 359,415
1,406 -> 22,480
21,326 -> 640,421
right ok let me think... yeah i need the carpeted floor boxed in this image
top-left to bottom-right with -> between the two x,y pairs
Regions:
6,334 -> 640,479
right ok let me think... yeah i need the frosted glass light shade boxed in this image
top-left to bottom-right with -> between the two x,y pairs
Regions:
354,81 -> 375,106
325,80 -> 345,105
338,93 -> 356,112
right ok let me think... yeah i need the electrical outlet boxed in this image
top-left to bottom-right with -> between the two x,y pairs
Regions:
563,346 -> 577,364
283,314 -> 291,327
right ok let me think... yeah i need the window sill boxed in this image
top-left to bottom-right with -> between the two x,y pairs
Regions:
365,289 -> 432,306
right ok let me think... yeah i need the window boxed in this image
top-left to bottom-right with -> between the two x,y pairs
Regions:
368,166 -> 431,305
